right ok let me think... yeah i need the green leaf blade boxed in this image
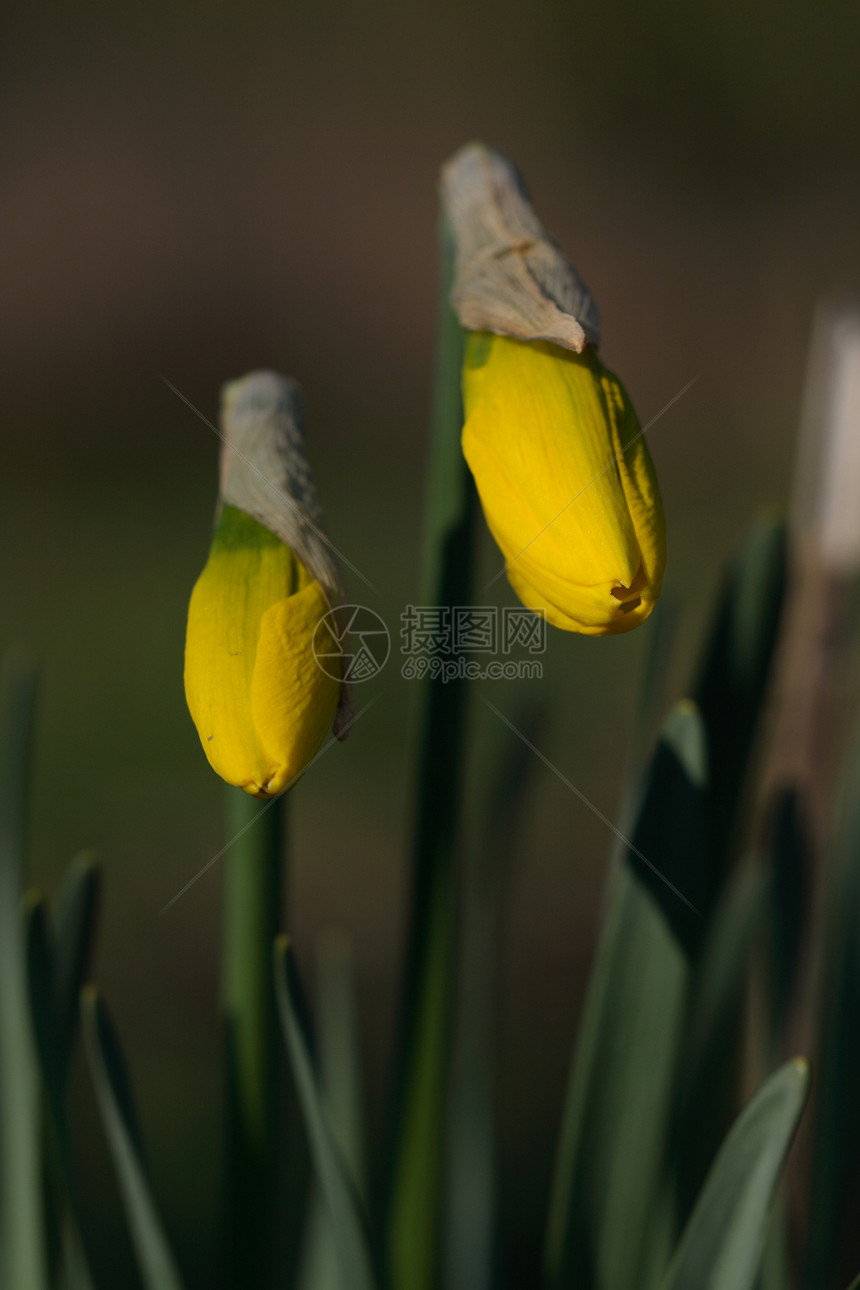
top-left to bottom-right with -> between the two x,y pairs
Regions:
693,517 -> 787,917
54,853 -> 101,1089
661,1058 -> 809,1290
672,864 -> 771,1225
81,987 -> 185,1290
297,933 -> 367,1290
274,937 -> 377,1290
805,718 -> 860,1287
545,700 -> 706,1290
0,654 -> 47,1290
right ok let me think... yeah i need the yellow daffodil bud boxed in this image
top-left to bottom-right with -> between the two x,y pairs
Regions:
462,332 -> 664,635
443,143 -> 666,636
185,504 -> 341,796
184,372 -> 350,797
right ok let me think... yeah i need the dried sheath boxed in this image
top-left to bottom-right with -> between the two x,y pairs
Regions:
219,370 -> 354,736
441,142 -> 600,353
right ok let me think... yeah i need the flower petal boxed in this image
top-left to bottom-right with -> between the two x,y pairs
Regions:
250,582 -> 342,796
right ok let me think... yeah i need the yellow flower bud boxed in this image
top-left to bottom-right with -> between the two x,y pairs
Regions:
461,332 -> 665,636
183,371 -> 351,797
442,142 -> 667,637
184,504 -> 341,797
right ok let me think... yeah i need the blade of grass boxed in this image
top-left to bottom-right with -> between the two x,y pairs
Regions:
544,701 -> 706,1290
660,1058 -> 809,1290
81,986 -> 185,1290
386,215 -> 477,1290
274,936 -> 377,1290
0,652 -> 47,1290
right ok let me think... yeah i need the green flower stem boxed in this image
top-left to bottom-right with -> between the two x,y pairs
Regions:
386,219 -> 477,1290
221,786 -> 286,1289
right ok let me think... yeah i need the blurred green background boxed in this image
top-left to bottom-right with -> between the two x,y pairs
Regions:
2,2 -> 859,1285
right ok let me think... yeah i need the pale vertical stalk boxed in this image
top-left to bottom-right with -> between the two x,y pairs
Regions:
751,298 -> 860,1266
763,297 -> 860,826
756,302 -> 860,1001
386,218 -> 477,1290
222,787 -> 285,1290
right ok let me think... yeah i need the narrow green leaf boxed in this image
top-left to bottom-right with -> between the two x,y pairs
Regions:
755,1189 -> 790,1290
555,871 -> 688,1290
672,865 -> 771,1221
639,1181 -> 677,1290
479,700 -> 546,880
298,933 -> 366,1290
681,867 -> 769,1086
81,987 -> 185,1290
60,1216 -> 97,1290
661,1059 -> 809,1290
314,934 -> 366,1197
54,853 -> 101,1089
632,595 -> 678,767
0,653 -> 47,1290
274,937 -> 377,1290
23,891 -> 60,1097
628,699 -> 707,957
766,789 -> 809,1039
24,890 -> 100,1290
544,701 -> 705,1290
693,517 -> 787,917
805,717 -> 860,1288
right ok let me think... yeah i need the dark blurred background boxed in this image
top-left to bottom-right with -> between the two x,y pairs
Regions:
2,2 -> 859,1284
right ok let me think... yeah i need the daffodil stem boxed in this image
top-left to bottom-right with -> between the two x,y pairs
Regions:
387,219 -> 477,1290
221,786 -> 285,1290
